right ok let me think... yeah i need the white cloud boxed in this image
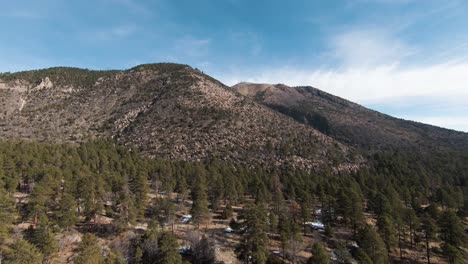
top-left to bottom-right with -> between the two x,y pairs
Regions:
400,116 -> 468,132
104,0 -> 151,15
81,25 -> 136,43
330,29 -> 416,67
229,32 -> 262,56
174,36 -> 212,57
218,29 -> 468,132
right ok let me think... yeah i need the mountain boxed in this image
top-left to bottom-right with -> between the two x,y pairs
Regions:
232,82 -> 468,155
0,64 -> 358,171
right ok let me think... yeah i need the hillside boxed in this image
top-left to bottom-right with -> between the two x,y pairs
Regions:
232,82 -> 468,154
0,64 -> 358,171
0,66 -> 466,264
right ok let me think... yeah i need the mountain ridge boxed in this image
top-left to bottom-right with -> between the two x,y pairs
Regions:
0,63 -> 359,172
232,82 -> 468,154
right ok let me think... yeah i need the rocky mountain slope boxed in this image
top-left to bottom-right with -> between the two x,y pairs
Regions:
232,82 -> 468,154
0,64 -> 359,171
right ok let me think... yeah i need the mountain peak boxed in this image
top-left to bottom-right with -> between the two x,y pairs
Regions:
0,65 -> 359,172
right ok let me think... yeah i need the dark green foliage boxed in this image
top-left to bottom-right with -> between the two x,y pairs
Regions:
268,104 -> 330,135
377,214 -> 397,251
0,181 -> 16,241
307,242 -> 329,264
438,210 -> 466,247
352,248 -> 372,264
237,203 -> 269,264
356,225 -> 388,264
27,224 -> 58,261
420,215 -> 437,264
0,136 -> 465,264
74,233 -> 104,264
155,232 -> 182,264
140,224 -> 160,264
3,239 -> 43,264
190,171 -> 210,227
441,244 -> 464,264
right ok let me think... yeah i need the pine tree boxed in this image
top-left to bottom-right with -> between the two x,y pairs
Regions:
3,239 -> 43,264
357,225 -> 389,264
441,244 -> 463,264
353,248 -> 372,264
156,232 -> 182,264
300,195 -> 312,236
131,171 -> 148,218
0,180 -> 16,242
57,191 -> 78,230
29,224 -> 58,262
438,210 -> 466,248
141,223 -> 159,264
190,173 -> 210,228
420,215 -> 437,264
377,214 -> 397,252
237,203 -> 269,264
192,236 -> 216,264
74,233 -> 104,264
403,208 -> 419,248
307,242 -> 329,264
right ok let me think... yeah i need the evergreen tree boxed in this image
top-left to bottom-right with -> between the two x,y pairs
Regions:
156,232 -> 182,264
357,225 -> 388,264
192,236 -> 216,264
438,210 -> 466,248
3,239 -> 43,264
307,242 -> 329,264
300,193 -> 313,235
377,214 -> 397,252
29,224 -> 58,263
237,203 -> 269,264
353,248 -> 372,264
190,173 -> 210,228
57,191 -> 78,230
0,181 -> 16,242
74,233 -> 104,264
403,208 -> 419,248
420,215 -> 437,264
441,244 -> 463,264
141,223 -> 159,264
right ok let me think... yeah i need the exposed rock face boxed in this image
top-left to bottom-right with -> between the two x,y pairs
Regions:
33,77 -> 54,91
0,64 -> 360,171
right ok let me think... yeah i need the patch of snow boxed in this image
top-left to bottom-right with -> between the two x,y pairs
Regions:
305,220 -> 325,230
179,245 -> 190,254
181,215 -> 192,223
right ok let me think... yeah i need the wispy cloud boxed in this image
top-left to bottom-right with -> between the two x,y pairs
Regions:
0,10 -> 41,19
80,24 -> 137,43
104,0 -> 151,15
229,32 -> 262,56
219,28 -> 468,132
329,29 -> 416,67
174,36 -> 212,57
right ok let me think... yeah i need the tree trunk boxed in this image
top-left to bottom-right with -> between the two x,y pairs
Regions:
398,226 -> 403,261
425,233 -> 431,264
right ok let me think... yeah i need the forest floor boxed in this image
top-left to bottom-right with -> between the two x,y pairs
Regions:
12,191 -> 451,264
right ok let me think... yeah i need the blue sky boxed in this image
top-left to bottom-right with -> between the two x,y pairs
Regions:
1,0 -> 468,132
